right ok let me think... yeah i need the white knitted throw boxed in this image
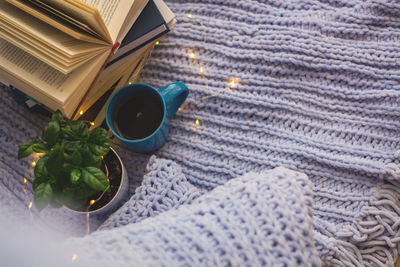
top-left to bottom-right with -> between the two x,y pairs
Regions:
1,0 -> 400,265
65,163 -> 321,266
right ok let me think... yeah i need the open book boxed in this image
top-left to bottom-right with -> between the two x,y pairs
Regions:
79,42 -> 156,128
0,0 -> 149,118
77,0 -> 176,118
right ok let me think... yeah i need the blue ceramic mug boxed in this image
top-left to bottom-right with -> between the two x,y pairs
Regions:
106,82 -> 188,153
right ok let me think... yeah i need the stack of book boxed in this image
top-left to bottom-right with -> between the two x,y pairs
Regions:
0,0 -> 176,122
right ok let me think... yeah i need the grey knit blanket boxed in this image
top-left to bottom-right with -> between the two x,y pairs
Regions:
0,157 -> 320,266
1,0 -> 400,265
64,160 -> 321,267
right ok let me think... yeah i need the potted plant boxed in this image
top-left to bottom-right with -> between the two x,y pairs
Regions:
18,110 -> 128,214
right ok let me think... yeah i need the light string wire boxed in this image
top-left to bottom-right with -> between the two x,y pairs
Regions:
22,13 -> 243,263
24,152 -> 110,262
152,13 -> 242,131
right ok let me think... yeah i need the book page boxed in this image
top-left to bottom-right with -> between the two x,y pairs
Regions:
113,0 -> 149,43
80,0 -> 122,27
0,22 -> 104,73
0,38 -> 109,116
153,0 -> 175,23
85,43 -> 150,105
0,38 -> 67,90
87,46 -> 153,124
0,1 -> 108,58
0,77 -> 11,87
5,0 -> 107,44
37,0 -> 111,42
80,0 -> 142,43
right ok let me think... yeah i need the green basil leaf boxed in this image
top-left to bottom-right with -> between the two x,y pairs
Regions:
82,167 -> 109,191
43,120 -> 60,147
61,121 -> 88,141
81,147 -> 101,168
33,176 -> 50,191
88,127 -> 110,156
62,163 -> 74,175
70,169 -> 81,184
70,149 -> 82,166
32,157 -> 50,191
51,110 -> 64,122
63,140 -> 79,152
33,156 -> 48,182
18,141 -> 36,159
34,182 -> 53,211
32,143 -> 47,153
88,143 -> 110,157
61,127 -> 75,140
63,152 -> 74,164
46,144 -> 64,177
70,121 -> 88,135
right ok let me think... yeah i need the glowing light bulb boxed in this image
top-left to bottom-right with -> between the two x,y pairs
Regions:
200,66 -> 204,73
178,108 -> 182,112
90,122 -> 95,126
79,110 -> 84,115
23,178 -> 27,184
195,119 -> 200,125
228,77 -> 239,88
155,41 -> 160,45
101,156 -> 104,160
72,254 -> 78,261
128,82 -> 132,85
189,52 -> 196,59
28,202 -> 32,209
186,14 -> 193,18
31,161 -> 36,167
90,200 -> 96,205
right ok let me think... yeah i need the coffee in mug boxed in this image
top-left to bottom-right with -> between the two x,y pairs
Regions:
106,82 -> 188,153
113,91 -> 163,140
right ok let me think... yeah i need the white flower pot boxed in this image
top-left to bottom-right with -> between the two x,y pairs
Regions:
68,147 -> 129,215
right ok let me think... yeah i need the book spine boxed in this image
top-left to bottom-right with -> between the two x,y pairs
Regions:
71,44 -> 119,120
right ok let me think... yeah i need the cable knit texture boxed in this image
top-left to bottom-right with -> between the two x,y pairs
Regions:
1,0 -> 400,265
65,166 -> 320,267
99,155 -> 201,230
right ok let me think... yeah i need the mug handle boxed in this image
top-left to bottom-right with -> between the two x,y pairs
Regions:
158,82 -> 189,118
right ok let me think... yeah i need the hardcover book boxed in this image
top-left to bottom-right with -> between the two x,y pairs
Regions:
0,0 -> 150,118
108,0 -> 176,66
77,0 -> 176,119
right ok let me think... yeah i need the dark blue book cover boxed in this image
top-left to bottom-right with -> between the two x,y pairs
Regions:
107,0 -> 169,66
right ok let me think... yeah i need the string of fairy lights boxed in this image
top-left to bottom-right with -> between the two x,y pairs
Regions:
22,13 -> 241,263
156,14 -> 240,132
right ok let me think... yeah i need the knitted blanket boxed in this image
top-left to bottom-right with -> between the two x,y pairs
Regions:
0,157 -> 320,266
64,162 -> 320,266
1,0 -> 400,265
